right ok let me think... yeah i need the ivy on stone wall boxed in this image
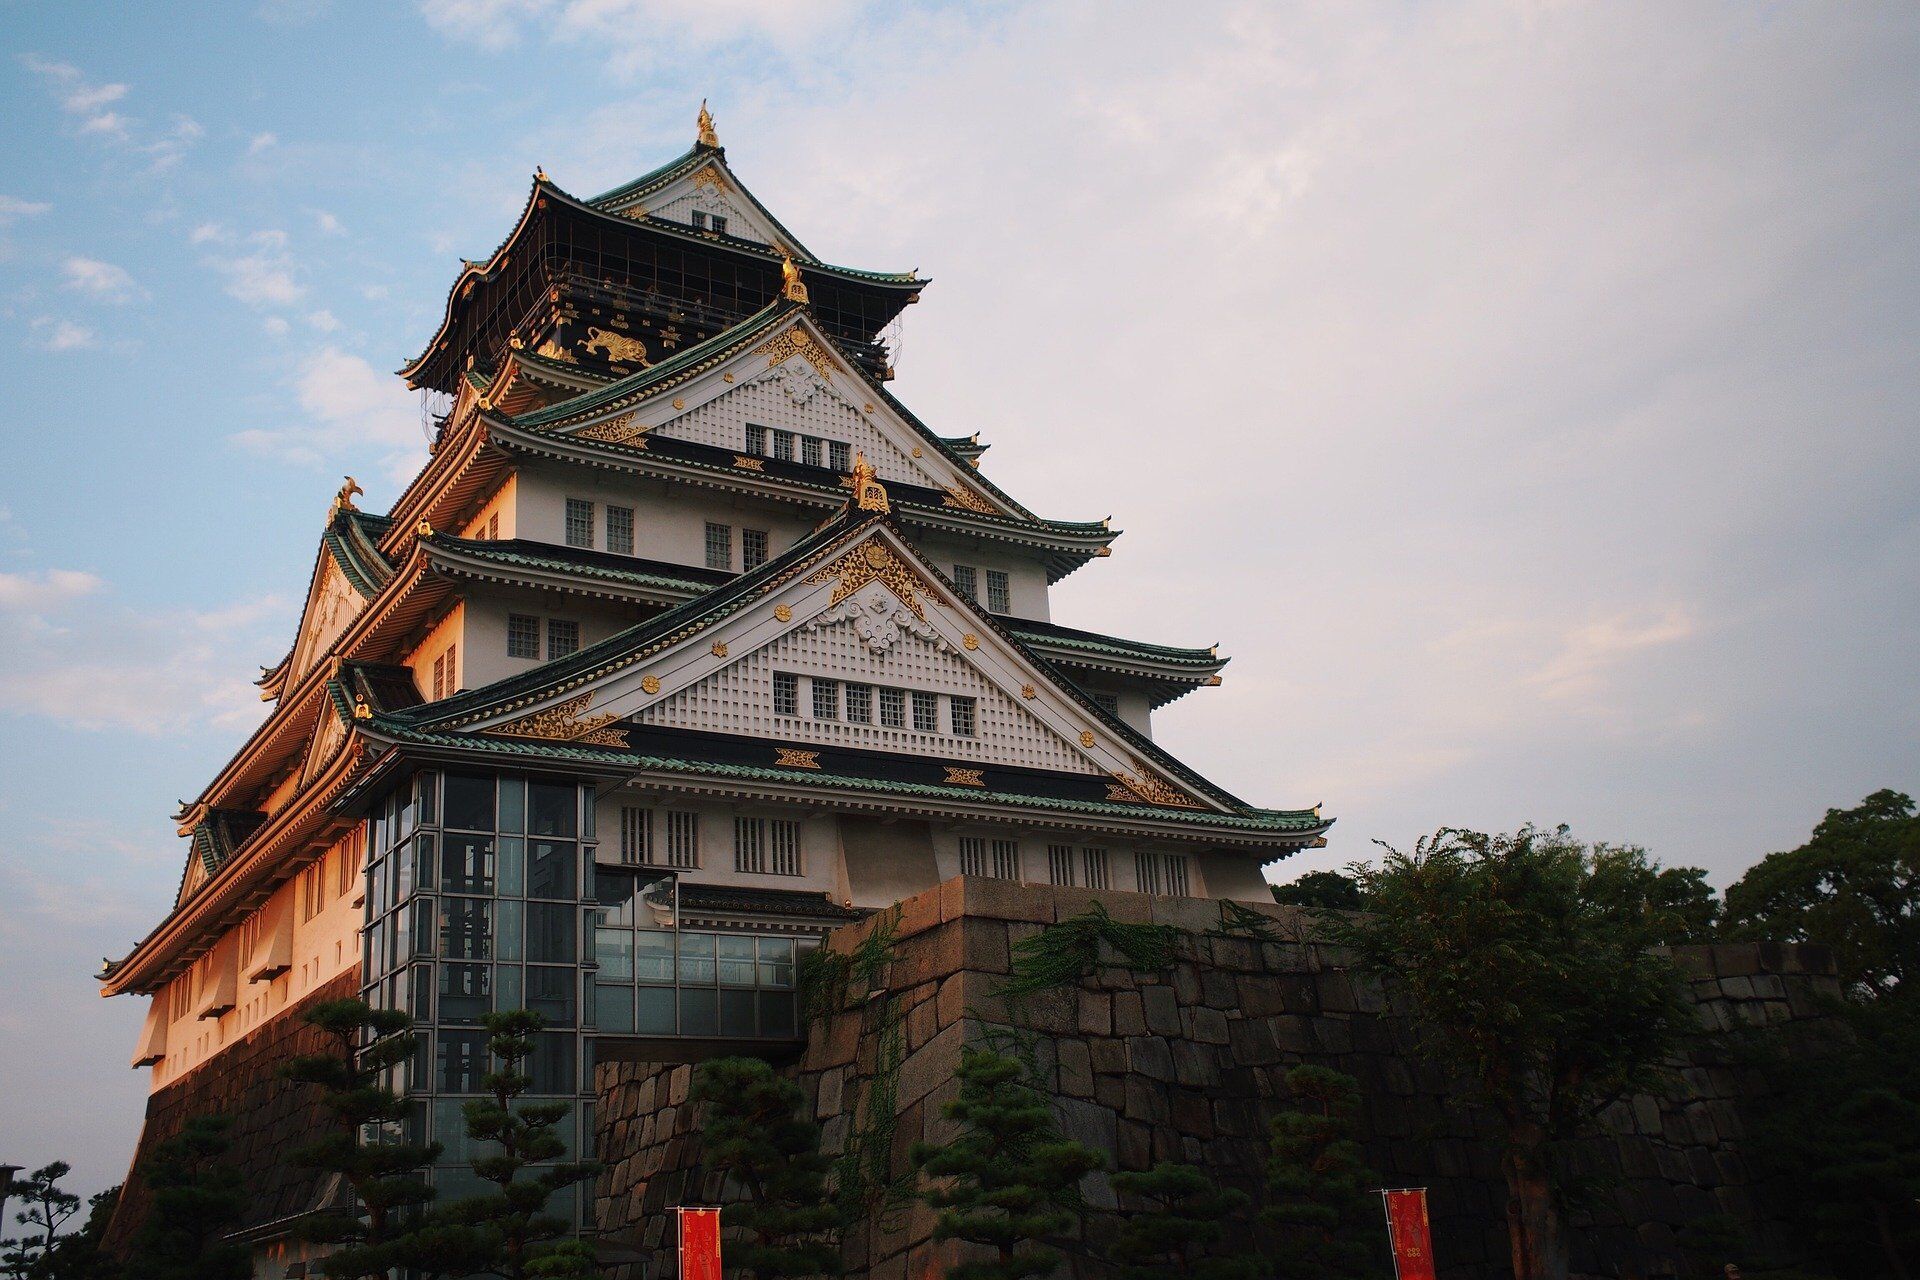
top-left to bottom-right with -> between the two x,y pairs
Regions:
1000,903 -> 1183,1001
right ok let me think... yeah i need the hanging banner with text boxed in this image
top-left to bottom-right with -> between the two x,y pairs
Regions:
677,1206 -> 722,1280
1381,1188 -> 1437,1280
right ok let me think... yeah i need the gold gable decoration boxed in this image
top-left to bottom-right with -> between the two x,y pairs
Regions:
803,538 -> 933,619
1106,769 -> 1204,810
697,99 -> 719,148
575,412 -> 649,446
941,485 -> 996,515
850,454 -> 890,513
488,692 -> 630,748
780,255 -> 810,304
753,325 -> 833,377
583,327 -> 649,366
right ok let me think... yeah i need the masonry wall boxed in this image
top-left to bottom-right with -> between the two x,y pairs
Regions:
594,879 -> 1844,1280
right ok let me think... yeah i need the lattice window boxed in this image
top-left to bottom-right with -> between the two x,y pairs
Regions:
548,619 -> 580,659
620,807 -> 651,865
878,686 -> 905,728
734,818 -> 765,874
1093,691 -> 1119,716
829,440 -> 851,472
911,690 -> 939,732
1048,843 -> 1076,886
1082,847 -> 1111,890
711,214 -> 729,236
746,423 -> 767,455
846,683 -> 872,723
772,430 -> 795,462
337,833 -> 359,896
1165,853 -> 1190,897
508,614 -> 540,659
812,677 -> 840,721
607,505 -> 634,555
774,672 -> 799,717
991,839 -> 1021,881
952,565 -> 977,601
485,513 -> 499,540
691,209 -> 708,231
445,643 -> 456,695
1135,851 -> 1165,896
950,696 -> 977,737
769,820 -> 800,876
959,836 -> 985,877
666,811 -> 700,868
801,437 -> 821,468
704,522 -> 732,570
742,528 -> 769,571
986,570 -> 1010,614
432,651 -> 447,700
565,498 -> 594,549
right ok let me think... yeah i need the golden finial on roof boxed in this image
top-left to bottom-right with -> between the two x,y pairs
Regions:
780,254 -> 809,304
353,696 -> 373,721
850,453 -> 890,514
330,476 -> 363,518
535,166 -> 549,183
697,99 -> 719,149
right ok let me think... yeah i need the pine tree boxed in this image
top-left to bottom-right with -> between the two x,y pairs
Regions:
909,1048 -> 1103,1280
1264,1065 -> 1382,1280
126,1115 -> 250,1279
1107,1162 -> 1259,1280
687,1057 -> 841,1279
282,999 -> 441,1280
427,1010 -> 600,1280
2,1163 -> 83,1279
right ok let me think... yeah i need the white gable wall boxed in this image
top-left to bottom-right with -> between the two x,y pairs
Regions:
512,459 -> 817,569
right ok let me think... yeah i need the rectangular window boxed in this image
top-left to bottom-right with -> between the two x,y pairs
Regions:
444,643 -> 456,695
1093,691 -> 1120,716
704,522 -> 732,570
1048,843 -> 1076,886
952,564 -> 977,600
773,671 -> 799,717
911,690 -> 939,733
986,570 -> 1011,614
734,818 -> 765,874
1082,847 -> 1111,890
1165,853 -> 1191,897
691,210 -> 708,231
959,836 -> 985,877
769,820 -> 800,876
828,440 -> 851,472
431,651 -> 447,701
991,839 -> 1021,881
665,811 -> 699,869
547,618 -> 580,659
710,214 -> 728,236
485,513 -> 499,540
771,430 -> 795,462
507,614 -> 540,659
878,686 -> 905,728
801,436 -> 821,468
1135,851 -> 1165,896
742,528 -> 769,571
619,807 -> 651,865
746,423 -> 767,455
565,498 -> 594,549
606,505 -> 634,555
950,696 -> 976,737
812,677 -> 840,721
845,683 -> 872,723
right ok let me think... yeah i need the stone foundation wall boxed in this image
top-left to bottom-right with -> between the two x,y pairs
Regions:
593,879 -> 1843,1280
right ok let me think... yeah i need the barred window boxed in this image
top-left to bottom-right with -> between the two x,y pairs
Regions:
773,672 -> 799,717
742,528 -> 769,571
769,820 -> 801,876
691,210 -> 708,231
911,690 -> 939,732
710,214 -> 728,236
1082,847 -> 1111,890
734,817 -> 765,874
952,564 -> 978,600
704,522 -> 732,570
606,505 -> 634,555
991,839 -> 1021,881
547,619 -> 580,659
336,836 -> 358,896
1048,843 -> 1076,886
620,806 -> 651,865
986,570 -> 1011,614
801,437 -> 821,468
878,686 -> 905,728
432,650 -> 447,700
665,811 -> 699,868
828,440 -> 851,472
812,677 -> 840,720
444,643 -> 457,695
1093,691 -> 1120,716
1134,851 -> 1165,896
772,430 -> 795,462
746,423 -> 767,455
845,683 -> 872,723
950,695 -> 976,737
507,614 -> 540,659
1165,853 -> 1191,897
959,836 -> 985,877
485,513 -> 499,540
565,498 -> 594,548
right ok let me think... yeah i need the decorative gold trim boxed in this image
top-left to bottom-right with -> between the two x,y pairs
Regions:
329,476 -> 363,518
850,453 -> 890,513
1107,769 -> 1203,809
780,255 -> 810,304
697,99 -> 719,149
489,691 -> 630,748
351,696 -> 372,721
802,538 -> 933,619
583,326 -> 649,366
575,411 -> 649,446
943,766 -> 985,787
672,396 -> 686,410
416,519 -> 434,537
752,325 -> 833,376
732,455 -> 765,471
711,641 -> 728,658
962,633 -> 979,650
692,164 -> 728,193
1079,730 -> 1096,748
911,446 -> 923,458
723,372 -> 735,383
1204,675 -> 1222,686
775,747 -> 821,770
773,604 -> 793,623
1021,684 -> 1036,700
640,675 -> 661,695
941,485 -> 996,514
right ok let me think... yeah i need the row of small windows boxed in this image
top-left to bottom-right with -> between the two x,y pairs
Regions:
773,672 -> 975,736
430,644 -> 459,700
961,838 -> 1189,895
508,614 -> 580,661
617,808 -> 803,876
744,424 -> 851,472
706,521 -> 770,572
565,498 -> 636,555
690,210 -> 729,235
952,565 -> 1011,615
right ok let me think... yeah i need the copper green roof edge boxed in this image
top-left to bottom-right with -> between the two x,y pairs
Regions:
1013,627 -> 1221,669
423,535 -> 716,595
506,298 -> 797,429
585,145 -> 710,209
324,510 -> 397,598
588,145 -> 827,268
363,715 -> 1325,834
510,346 -> 615,386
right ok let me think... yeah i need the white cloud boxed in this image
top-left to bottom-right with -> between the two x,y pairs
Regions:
417,0 -> 861,62
230,345 -> 427,480
0,195 -> 53,225
61,256 -> 139,302
0,568 -> 103,609
18,55 -> 201,170
204,230 -> 302,307
313,209 -> 345,235
418,0 -> 549,51
189,221 -> 227,244
264,316 -> 291,337
31,318 -> 97,351
248,131 -> 278,154
305,308 -> 341,332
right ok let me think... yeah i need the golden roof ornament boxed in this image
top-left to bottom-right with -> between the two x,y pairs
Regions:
850,453 -> 890,513
535,166 -> 549,183
780,255 -> 809,304
329,476 -> 363,518
697,99 -> 719,149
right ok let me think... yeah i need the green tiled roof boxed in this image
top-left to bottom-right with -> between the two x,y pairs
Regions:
1007,618 -> 1223,670
325,509 -> 395,598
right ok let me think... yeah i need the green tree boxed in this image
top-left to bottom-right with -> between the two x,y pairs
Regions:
427,1010 -> 599,1280
1107,1163 -> 1257,1280
1264,1065 -> 1382,1280
282,999 -> 441,1280
42,1186 -> 118,1280
126,1115 -> 249,1279
909,1048 -> 1103,1280
2,1163 -> 82,1279
1322,826 -> 1697,1280
1585,843 -> 1720,944
1723,789 -> 1919,996
686,1057 -> 840,1279
1271,870 -> 1367,911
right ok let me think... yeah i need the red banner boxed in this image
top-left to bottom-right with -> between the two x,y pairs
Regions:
678,1206 -> 723,1280
1382,1188 -> 1437,1280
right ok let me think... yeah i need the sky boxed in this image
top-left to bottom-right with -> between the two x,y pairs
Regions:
1,0 -> 1917,1198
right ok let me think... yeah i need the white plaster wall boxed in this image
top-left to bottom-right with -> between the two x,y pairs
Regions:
593,789 -> 848,903
909,529 -> 1053,623
457,589 -> 639,691
512,462 -> 815,571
